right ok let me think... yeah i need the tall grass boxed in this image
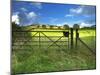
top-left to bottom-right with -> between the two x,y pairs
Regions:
12,29 -> 96,74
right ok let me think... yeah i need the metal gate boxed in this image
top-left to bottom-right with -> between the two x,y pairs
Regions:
12,29 -> 72,51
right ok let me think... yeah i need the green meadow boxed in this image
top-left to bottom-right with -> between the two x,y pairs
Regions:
12,28 -> 96,74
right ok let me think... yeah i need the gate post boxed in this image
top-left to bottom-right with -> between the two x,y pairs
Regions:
75,29 -> 79,48
39,31 -> 41,49
70,28 -> 73,49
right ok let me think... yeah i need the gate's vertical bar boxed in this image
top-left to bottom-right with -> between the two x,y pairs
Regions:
70,28 -> 73,49
76,29 -> 78,48
39,31 -> 40,49
68,29 -> 69,50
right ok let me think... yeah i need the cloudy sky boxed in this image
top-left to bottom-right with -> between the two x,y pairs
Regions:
12,0 -> 96,27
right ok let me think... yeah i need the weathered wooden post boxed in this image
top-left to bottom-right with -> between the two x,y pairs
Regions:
70,28 -> 73,49
73,24 -> 80,49
63,31 -> 69,49
75,29 -> 79,48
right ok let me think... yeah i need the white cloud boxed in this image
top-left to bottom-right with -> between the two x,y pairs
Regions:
30,2 -> 42,9
69,5 -> 95,15
12,14 -> 20,25
56,22 -> 69,26
12,11 -> 38,26
21,7 -> 27,11
80,22 -> 92,28
50,18 -> 58,24
65,5 -> 95,20
27,12 -> 37,18
70,6 -> 83,14
65,14 -> 74,17
65,6 -> 83,18
27,12 -> 38,25
21,11 -> 38,25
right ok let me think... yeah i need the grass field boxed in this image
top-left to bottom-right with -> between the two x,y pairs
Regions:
12,28 -> 96,74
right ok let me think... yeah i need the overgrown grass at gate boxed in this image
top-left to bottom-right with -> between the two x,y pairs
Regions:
12,28 -> 96,74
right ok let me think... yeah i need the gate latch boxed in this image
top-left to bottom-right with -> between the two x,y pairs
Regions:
63,31 -> 69,37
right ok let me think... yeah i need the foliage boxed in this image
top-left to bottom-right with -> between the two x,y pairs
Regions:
42,24 -> 46,28
49,25 -> 54,29
63,24 -> 69,29
73,24 -> 80,29
12,22 -> 32,50
37,25 -> 40,28
91,25 -> 96,28
81,26 -> 96,30
58,26 -> 61,29
12,22 -> 21,31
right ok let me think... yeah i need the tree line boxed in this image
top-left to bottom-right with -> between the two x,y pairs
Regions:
12,22 -> 96,30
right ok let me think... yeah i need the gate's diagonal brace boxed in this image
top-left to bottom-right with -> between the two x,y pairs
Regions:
47,36 -> 63,49
78,38 -> 96,55
41,32 -> 63,50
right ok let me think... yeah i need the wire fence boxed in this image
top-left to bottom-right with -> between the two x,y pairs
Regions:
76,29 -> 96,55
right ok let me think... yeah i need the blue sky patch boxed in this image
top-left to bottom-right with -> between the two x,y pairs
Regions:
12,1 -> 96,27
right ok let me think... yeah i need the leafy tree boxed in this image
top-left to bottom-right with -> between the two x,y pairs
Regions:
58,26 -> 61,29
12,22 -> 31,41
42,24 -> 46,28
49,25 -> 54,29
12,22 -> 33,52
12,22 -> 21,31
37,25 -> 40,28
91,25 -> 96,29
63,24 -> 69,29
73,24 -> 80,29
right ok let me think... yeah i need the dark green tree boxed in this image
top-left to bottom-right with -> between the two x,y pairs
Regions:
37,25 -> 40,28
63,24 -> 69,29
58,26 -> 61,29
49,25 -> 54,29
73,24 -> 80,29
42,24 -> 46,29
12,22 -> 21,31
91,25 -> 96,29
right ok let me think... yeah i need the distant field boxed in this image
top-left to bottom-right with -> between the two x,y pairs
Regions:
12,28 -> 96,74
29,28 -> 95,36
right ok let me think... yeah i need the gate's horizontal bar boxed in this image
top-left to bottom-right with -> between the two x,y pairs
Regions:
13,41 -> 68,42
12,48 -> 69,50
12,36 -> 70,38
12,31 -> 69,32
12,45 -> 68,46
12,36 -> 65,38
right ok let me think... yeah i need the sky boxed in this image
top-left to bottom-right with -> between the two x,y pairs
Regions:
12,0 -> 96,27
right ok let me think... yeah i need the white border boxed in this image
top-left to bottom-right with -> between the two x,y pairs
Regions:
0,0 -> 100,75
21,0 -> 96,5
0,0 -> 10,75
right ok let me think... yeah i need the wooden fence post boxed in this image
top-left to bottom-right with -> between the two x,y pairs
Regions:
76,29 -> 79,48
70,28 -> 73,49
